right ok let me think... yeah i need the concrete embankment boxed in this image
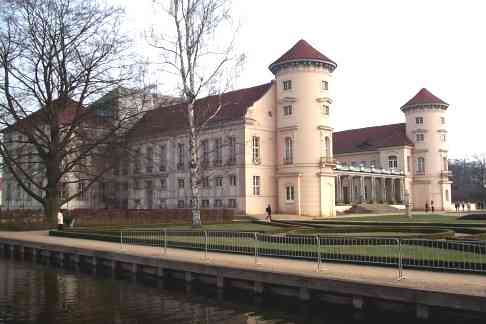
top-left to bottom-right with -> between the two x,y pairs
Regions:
0,231 -> 484,320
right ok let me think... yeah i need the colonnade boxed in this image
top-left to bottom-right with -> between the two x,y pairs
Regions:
335,173 -> 405,205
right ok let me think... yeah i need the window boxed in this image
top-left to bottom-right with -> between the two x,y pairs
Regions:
201,199 -> 210,208
283,80 -> 292,90
227,136 -> 236,164
252,136 -> 261,164
322,105 -> 330,115
177,200 -> 185,208
79,182 -> 88,201
324,136 -> 331,158
286,184 -> 295,202
113,160 -> 120,176
443,157 -> 448,171
407,156 -> 411,172
159,144 -> 167,172
321,80 -> 328,91
177,178 -> 185,189
440,134 -> 446,142
370,160 -> 376,168
416,117 -> 424,124
214,138 -> 222,166
159,198 -> 167,209
122,159 -> 129,175
283,105 -> 293,116
145,146 -> 153,174
160,178 -> 167,190
441,117 -> 445,124
388,155 -> 398,169
201,177 -> 209,188
134,148 -> 141,174
417,157 -> 425,174
284,137 -> 293,164
445,189 -> 450,202
215,176 -> 223,187
201,139 -> 209,166
177,143 -> 184,170
416,133 -> 425,142
228,199 -> 237,208
214,199 -> 223,208
253,176 -> 261,195
229,175 -> 237,186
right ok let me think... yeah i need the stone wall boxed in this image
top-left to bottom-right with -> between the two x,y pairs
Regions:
0,208 -> 235,228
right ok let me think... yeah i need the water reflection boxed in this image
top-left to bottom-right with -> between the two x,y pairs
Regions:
0,255 -> 480,324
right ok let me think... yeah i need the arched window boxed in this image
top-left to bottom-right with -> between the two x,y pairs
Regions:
417,157 -> 425,174
388,155 -> 398,169
325,136 -> 331,158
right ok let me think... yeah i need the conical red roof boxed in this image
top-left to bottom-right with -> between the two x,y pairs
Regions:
269,39 -> 336,73
401,88 -> 448,110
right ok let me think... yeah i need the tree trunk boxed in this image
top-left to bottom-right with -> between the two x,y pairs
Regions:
187,101 -> 202,227
44,188 -> 59,224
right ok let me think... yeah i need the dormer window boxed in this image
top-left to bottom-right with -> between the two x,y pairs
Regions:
283,105 -> 293,116
283,80 -> 292,90
321,80 -> 328,90
416,117 -> 423,124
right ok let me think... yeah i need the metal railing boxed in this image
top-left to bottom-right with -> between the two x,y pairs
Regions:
119,229 -> 486,279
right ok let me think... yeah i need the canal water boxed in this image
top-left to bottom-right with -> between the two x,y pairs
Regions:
0,256 -> 481,324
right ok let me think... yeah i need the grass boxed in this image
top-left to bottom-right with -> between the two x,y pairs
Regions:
323,214 -> 486,224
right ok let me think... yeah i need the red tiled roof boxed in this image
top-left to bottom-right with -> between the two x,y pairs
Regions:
129,83 -> 272,139
269,39 -> 337,73
333,123 -> 414,155
401,88 -> 448,110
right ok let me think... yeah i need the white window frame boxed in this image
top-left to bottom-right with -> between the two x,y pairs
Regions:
177,178 -> 184,189
253,176 -> 261,196
417,157 -> 425,174
215,176 -> 223,187
388,155 -> 398,169
283,80 -> 292,90
284,137 -> 293,164
441,117 -> 445,124
285,184 -> 295,202
416,133 -> 425,142
229,174 -> 237,186
321,80 -> 328,91
252,136 -> 261,164
416,117 -> 424,124
283,105 -> 293,116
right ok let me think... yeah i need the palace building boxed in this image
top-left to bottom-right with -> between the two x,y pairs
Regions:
2,39 -> 453,216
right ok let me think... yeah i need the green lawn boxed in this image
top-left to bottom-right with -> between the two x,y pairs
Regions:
328,214 -> 486,224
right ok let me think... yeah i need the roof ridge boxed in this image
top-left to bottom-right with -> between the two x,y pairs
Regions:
335,122 -> 405,134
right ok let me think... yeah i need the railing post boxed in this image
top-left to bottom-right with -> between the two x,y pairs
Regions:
164,228 -> 168,255
254,232 -> 259,265
204,230 -> 208,260
397,238 -> 404,280
316,235 -> 321,272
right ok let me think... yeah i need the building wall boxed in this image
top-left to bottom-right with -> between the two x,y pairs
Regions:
405,107 -> 452,210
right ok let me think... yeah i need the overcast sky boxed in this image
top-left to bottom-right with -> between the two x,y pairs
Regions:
118,0 -> 486,159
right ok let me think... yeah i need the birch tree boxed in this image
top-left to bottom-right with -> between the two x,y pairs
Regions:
149,0 -> 244,226
0,0 -> 143,222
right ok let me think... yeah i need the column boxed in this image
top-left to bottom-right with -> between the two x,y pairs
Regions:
400,178 -> 405,204
370,177 -> 375,203
381,178 -> 386,203
360,177 -> 365,203
390,178 -> 396,204
335,175 -> 341,203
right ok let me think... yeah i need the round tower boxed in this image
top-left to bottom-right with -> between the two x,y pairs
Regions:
401,88 -> 452,211
269,39 -> 337,217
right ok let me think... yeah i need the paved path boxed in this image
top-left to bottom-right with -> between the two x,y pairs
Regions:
0,231 -> 484,299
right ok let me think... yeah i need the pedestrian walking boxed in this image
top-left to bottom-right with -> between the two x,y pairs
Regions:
57,209 -> 64,230
425,202 -> 429,212
265,204 -> 272,222
430,200 -> 434,212
461,201 -> 465,212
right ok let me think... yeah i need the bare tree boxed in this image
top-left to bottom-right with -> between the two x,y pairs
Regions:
149,0 -> 244,226
0,0 -> 145,222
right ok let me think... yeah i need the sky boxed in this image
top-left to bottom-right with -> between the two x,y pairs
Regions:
117,0 -> 486,159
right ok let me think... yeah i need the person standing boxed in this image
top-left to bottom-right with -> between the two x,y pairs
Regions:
57,209 -> 64,230
430,200 -> 434,213
265,204 -> 272,222
425,202 -> 429,212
